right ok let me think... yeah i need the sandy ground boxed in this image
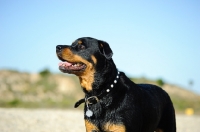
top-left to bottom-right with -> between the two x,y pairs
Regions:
0,108 -> 199,132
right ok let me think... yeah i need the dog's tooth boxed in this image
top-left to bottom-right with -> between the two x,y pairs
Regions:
67,63 -> 82,67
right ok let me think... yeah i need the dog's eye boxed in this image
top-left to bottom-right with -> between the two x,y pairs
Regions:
78,45 -> 85,50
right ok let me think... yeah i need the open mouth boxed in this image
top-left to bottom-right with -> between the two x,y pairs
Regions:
58,60 -> 86,73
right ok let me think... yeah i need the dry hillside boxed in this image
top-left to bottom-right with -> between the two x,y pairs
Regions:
0,69 -> 199,113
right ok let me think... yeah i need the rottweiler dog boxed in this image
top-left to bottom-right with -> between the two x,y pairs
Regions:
56,37 -> 176,132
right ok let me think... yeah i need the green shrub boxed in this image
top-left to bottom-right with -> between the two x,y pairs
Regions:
39,68 -> 51,77
156,79 -> 165,86
8,99 -> 20,106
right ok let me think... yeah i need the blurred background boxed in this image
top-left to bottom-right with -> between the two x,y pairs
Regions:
0,0 -> 200,114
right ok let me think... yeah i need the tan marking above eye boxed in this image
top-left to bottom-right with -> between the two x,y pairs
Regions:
78,40 -> 82,44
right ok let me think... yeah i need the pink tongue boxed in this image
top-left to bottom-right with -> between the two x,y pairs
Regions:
59,61 -> 72,67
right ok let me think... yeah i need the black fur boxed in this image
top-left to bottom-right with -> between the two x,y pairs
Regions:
56,37 -> 176,132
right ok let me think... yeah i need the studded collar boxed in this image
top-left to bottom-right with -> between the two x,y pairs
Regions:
74,70 -> 120,108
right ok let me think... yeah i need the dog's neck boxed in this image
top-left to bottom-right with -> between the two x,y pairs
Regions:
79,59 -> 117,94
87,65 -> 118,94
74,68 -> 120,109
91,69 -> 120,95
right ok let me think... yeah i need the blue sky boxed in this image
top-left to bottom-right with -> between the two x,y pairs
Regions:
0,0 -> 200,94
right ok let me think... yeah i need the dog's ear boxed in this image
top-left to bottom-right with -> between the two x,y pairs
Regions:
98,40 -> 113,60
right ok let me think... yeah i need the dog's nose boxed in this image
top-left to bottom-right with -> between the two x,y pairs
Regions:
56,45 -> 62,52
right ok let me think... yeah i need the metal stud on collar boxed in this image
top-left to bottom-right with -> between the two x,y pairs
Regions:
106,70 -> 120,92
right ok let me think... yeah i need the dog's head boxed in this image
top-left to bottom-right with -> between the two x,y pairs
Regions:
56,37 -> 114,92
